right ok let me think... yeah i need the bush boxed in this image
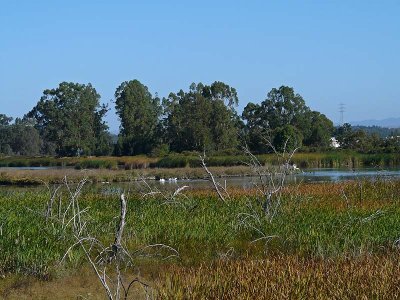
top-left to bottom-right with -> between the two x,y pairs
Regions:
155,156 -> 189,168
74,160 -> 117,170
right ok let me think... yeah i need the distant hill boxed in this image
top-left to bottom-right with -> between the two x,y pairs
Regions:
352,125 -> 400,138
350,118 -> 400,128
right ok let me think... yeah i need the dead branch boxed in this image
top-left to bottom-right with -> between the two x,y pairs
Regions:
200,153 -> 229,203
113,193 -> 127,254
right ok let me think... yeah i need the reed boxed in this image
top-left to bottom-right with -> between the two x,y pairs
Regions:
156,254 -> 400,299
0,179 -> 399,280
0,151 -> 399,170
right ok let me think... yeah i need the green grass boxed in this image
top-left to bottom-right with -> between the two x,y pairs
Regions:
0,151 -> 399,170
0,179 -> 400,280
0,155 -> 157,169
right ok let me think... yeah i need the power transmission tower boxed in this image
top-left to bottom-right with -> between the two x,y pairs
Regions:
339,103 -> 345,125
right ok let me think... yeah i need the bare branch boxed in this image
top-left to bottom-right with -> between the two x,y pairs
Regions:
114,193 -> 127,250
200,154 -> 228,203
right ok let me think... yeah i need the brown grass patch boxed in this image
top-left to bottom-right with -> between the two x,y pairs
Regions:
156,254 -> 400,299
0,267 -> 150,300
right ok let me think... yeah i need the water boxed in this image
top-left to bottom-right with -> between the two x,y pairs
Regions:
0,166 -> 68,170
0,166 -> 53,170
145,167 -> 400,189
94,167 -> 400,194
2,166 -> 399,183
295,168 -> 400,183
1,167 -> 400,192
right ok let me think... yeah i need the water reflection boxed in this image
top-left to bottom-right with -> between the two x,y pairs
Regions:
296,168 -> 400,183
96,168 -> 400,194
143,168 -> 400,189
1,168 -> 399,194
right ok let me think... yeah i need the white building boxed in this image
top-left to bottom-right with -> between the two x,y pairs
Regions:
330,137 -> 340,148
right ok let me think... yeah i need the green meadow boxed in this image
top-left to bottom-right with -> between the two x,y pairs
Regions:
0,179 -> 400,298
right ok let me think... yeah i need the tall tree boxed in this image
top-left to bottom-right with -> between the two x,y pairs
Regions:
205,82 -> 240,151
11,118 -> 41,156
242,86 -> 308,152
335,123 -> 374,152
0,114 -> 13,126
273,125 -> 303,152
163,82 -> 240,152
0,115 -> 42,156
304,111 -> 334,147
242,102 -> 271,153
114,80 -> 160,155
0,114 -> 13,155
259,86 -> 310,129
27,82 -> 110,156
242,86 -> 334,152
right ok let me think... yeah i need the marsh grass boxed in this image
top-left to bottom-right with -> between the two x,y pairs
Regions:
0,165 -> 255,185
0,178 -> 399,299
156,254 -> 400,299
1,179 -> 400,280
1,151 -> 399,170
0,155 -> 157,170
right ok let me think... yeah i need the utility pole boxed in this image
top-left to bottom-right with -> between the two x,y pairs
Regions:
339,103 -> 345,125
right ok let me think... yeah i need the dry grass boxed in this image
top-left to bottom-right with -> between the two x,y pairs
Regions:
0,268 -> 150,300
0,165 -> 254,185
2,254 -> 400,299
156,254 -> 400,299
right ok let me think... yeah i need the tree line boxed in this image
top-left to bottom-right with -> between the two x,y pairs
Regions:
0,80 -> 398,157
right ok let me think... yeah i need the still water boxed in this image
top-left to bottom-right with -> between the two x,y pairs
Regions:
96,168 -> 400,194
1,167 -> 399,192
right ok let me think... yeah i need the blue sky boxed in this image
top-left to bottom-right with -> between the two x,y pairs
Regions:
1,0 -> 399,133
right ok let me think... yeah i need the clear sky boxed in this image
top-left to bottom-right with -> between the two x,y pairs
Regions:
1,0 -> 399,133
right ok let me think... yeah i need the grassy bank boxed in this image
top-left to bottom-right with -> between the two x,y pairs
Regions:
0,151 -> 399,171
0,155 -> 157,169
0,179 -> 400,298
0,165 -> 253,185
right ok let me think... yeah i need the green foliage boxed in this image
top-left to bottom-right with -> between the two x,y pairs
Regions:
305,111 -> 334,147
0,115 -> 42,156
0,180 -> 400,279
74,159 -> 117,170
353,125 -> 400,138
261,86 -> 310,129
115,80 -> 161,155
0,114 -> 13,126
154,155 -> 190,168
26,82 -> 111,156
335,123 -> 398,153
3,81 -> 399,157
272,125 -> 303,152
163,82 -> 240,152
0,120 -> 13,155
150,143 -> 170,157
242,86 -> 334,153
10,119 -> 41,156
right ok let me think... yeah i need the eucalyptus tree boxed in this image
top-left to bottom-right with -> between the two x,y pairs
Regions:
242,86 -> 334,152
27,82 -> 111,156
0,115 -> 43,156
162,81 -> 240,152
114,80 -> 161,155
304,111 -> 334,148
10,118 -> 41,155
0,114 -> 13,154
0,114 -> 12,126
